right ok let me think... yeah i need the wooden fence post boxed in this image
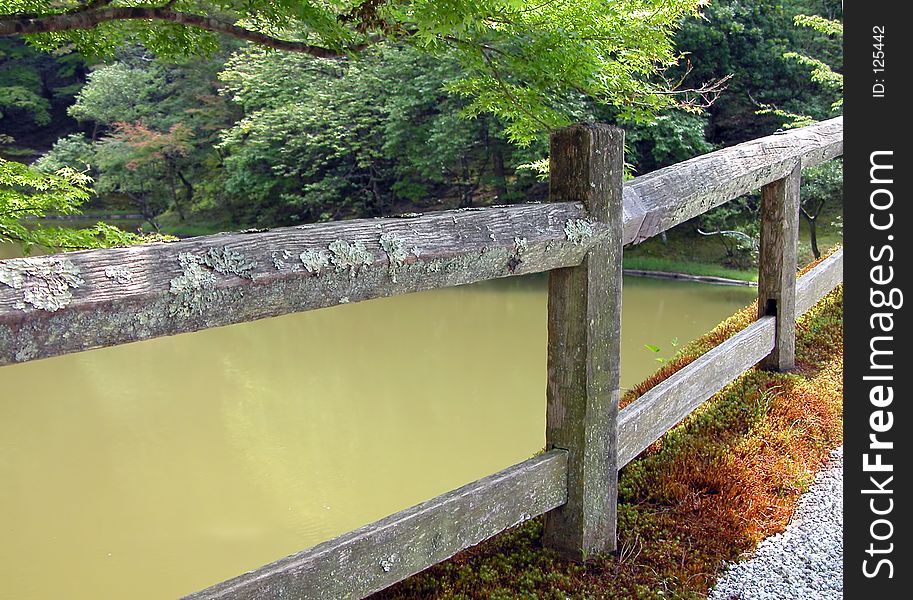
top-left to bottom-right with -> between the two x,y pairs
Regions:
542,124 -> 624,560
757,161 -> 801,371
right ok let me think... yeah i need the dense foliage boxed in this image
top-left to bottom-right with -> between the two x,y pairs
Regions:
674,0 -> 842,143
2,0 -> 709,144
0,0 -> 843,257
0,38 -> 86,158
0,156 -> 165,251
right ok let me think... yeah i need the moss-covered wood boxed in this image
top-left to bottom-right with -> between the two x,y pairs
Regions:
543,123 -> 624,560
757,162 -> 801,371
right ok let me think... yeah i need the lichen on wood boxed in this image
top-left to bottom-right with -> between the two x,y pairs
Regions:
104,265 -> 133,284
0,257 -> 84,311
379,232 -> 408,283
15,341 -> 37,362
272,250 -> 293,270
200,246 -> 257,279
299,249 -> 331,274
169,254 -> 218,317
564,218 -> 595,245
328,240 -> 373,276
508,237 -> 528,273
168,246 -> 255,317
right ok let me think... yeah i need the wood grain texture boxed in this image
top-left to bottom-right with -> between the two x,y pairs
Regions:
0,118 -> 842,367
622,117 -> 842,245
616,317 -> 776,468
182,450 -> 568,600
0,203 -> 592,366
796,248 -> 843,315
543,124 -> 624,560
757,163 -> 801,370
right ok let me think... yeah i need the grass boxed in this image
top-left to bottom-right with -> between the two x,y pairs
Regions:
623,223 -> 758,281
154,212 -> 236,238
373,249 -> 843,600
622,255 -> 758,283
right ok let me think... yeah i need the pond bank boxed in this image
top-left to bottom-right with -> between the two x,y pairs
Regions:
375,254 -> 843,600
624,268 -> 757,287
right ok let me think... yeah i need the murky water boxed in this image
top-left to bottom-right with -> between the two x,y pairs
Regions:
0,241 -> 22,260
0,245 -> 755,599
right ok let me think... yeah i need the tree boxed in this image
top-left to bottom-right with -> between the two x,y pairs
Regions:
798,158 -> 841,259
35,49 -> 237,227
2,0 -> 712,144
94,121 -> 195,226
66,61 -> 158,133
619,110 -> 714,173
0,38 -> 87,158
215,43 -> 550,226
697,197 -> 760,269
754,11 -> 842,259
1,156 -> 164,253
2,0 -> 718,247
673,0 -> 842,144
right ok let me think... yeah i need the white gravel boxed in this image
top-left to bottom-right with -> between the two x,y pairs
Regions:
708,446 -> 843,600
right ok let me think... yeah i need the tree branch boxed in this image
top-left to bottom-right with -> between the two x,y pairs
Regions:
0,6 -> 365,58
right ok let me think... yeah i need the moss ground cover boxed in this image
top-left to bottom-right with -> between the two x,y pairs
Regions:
374,250 -> 843,600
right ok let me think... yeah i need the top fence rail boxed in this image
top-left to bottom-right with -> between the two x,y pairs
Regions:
0,117 -> 842,366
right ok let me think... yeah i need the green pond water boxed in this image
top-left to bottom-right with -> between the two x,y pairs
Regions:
0,241 -> 756,599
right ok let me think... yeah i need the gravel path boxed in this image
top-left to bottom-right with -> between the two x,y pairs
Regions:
708,446 -> 843,600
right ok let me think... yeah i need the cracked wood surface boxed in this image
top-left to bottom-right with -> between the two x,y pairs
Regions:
542,123 -> 624,559
0,203 -> 593,365
0,118 -> 842,366
622,117 -> 842,244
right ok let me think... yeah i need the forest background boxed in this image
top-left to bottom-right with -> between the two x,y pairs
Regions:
0,0 -> 843,274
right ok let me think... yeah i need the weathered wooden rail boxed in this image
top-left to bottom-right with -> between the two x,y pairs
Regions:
0,117 -> 843,599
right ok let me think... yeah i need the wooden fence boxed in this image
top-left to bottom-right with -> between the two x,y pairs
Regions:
0,117 -> 843,599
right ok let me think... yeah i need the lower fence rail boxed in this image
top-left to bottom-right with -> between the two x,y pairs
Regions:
796,249 -> 843,315
183,450 -> 568,600
185,248 -> 843,600
616,316 -> 777,468
617,248 -> 843,468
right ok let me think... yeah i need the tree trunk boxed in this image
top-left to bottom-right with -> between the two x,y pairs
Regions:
800,200 -> 824,260
807,216 -> 820,259
127,191 -> 160,231
459,156 -> 474,208
492,142 -> 508,201
176,169 -> 194,222
371,174 -> 384,216
168,174 -> 186,222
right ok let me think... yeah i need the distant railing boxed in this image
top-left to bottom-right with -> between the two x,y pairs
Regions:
0,117 -> 843,599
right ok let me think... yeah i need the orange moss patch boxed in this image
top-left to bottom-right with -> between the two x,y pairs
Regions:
375,251 -> 843,600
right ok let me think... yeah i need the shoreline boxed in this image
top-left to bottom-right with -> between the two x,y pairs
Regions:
623,268 -> 758,287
